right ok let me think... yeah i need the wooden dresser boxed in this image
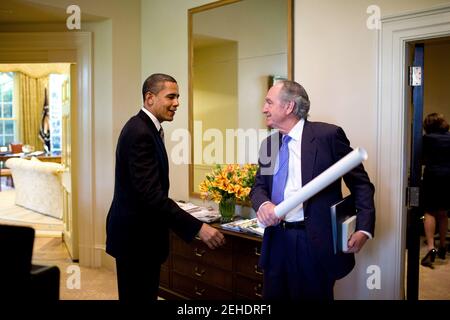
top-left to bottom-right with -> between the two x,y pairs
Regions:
159,226 -> 264,300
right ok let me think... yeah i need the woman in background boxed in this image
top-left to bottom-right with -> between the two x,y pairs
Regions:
421,113 -> 450,268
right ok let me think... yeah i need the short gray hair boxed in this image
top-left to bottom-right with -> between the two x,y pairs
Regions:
278,80 -> 310,119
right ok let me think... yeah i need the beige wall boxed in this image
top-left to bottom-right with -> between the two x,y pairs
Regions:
141,0 -> 211,204
424,41 -> 450,121
25,0 -> 142,135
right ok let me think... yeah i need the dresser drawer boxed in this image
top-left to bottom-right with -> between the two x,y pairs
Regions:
160,264 -> 170,287
172,272 -> 233,300
172,235 -> 232,270
235,275 -> 263,300
173,255 -> 232,291
233,238 -> 263,280
233,237 -> 262,257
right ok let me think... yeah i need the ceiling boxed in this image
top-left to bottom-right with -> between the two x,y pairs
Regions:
0,0 -> 104,24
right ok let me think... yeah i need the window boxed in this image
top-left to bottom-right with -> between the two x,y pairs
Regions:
0,72 -> 16,147
49,73 -> 66,154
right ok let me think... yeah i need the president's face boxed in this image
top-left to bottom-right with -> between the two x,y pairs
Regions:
147,81 -> 180,123
262,83 -> 287,129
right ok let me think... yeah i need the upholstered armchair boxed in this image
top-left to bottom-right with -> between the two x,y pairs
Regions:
5,157 -> 64,219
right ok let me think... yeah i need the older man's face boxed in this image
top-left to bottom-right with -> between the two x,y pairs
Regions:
262,83 -> 287,129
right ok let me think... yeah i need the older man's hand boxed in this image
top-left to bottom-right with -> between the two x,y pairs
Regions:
257,202 -> 281,227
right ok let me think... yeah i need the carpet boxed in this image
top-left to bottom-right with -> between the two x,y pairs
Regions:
0,190 -> 63,237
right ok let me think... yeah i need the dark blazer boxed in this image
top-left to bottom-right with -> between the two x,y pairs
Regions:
250,120 -> 375,280
106,110 -> 202,263
422,132 -> 450,210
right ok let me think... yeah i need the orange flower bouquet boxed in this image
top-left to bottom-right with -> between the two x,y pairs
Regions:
199,164 -> 258,222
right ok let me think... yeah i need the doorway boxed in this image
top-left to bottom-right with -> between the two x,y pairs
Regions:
378,4 -> 450,300
0,62 -> 75,260
405,37 -> 450,300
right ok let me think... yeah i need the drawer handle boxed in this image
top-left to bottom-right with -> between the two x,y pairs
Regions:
254,283 -> 263,298
194,248 -> 206,257
254,247 -> 261,256
194,266 -> 205,277
194,286 -> 205,296
254,264 -> 263,275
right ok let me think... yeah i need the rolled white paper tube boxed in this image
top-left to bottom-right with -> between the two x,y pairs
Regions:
274,147 -> 368,218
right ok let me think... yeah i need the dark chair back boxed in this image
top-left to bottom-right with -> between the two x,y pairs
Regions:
0,224 -> 60,301
0,224 -> 34,277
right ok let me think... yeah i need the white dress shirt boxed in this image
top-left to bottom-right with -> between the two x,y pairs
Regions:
141,107 -> 161,132
281,119 -> 305,222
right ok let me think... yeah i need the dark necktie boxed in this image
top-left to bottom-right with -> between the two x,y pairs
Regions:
159,126 -> 165,144
271,135 -> 292,205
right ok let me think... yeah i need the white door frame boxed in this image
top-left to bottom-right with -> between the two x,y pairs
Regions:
378,4 -> 450,299
0,32 -> 95,267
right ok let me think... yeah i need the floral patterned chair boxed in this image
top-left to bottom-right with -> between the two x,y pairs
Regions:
5,157 -> 64,219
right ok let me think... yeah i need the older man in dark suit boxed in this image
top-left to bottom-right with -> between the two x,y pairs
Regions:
106,73 -> 225,301
250,80 -> 375,300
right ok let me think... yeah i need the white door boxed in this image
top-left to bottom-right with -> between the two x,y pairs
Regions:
61,64 -> 78,261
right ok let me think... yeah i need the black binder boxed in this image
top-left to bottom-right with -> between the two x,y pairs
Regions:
330,195 -> 357,254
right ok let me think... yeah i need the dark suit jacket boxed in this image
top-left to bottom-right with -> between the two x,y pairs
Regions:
250,120 -> 375,280
106,110 -> 202,263
422,132 -> 450,210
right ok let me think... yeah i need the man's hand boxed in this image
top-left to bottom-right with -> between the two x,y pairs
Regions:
197,224 -> 225,249
257,202 -> 281,227
345,231 -> 368,253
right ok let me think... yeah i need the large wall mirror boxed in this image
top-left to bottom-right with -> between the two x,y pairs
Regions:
189,0 -> 293,197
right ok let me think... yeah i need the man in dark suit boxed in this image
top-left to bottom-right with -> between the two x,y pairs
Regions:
250,80 -> 375,300
106,73 -> 225,301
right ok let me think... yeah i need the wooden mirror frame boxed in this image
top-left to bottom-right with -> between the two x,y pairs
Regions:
188,0 -> 294,198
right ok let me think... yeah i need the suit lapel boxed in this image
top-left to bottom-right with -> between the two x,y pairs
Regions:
137,110 -> 169,174
301,121 -> 317,210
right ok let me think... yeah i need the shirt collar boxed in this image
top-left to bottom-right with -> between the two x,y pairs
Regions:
141,107 -> 161,132
285,118 -> 305,142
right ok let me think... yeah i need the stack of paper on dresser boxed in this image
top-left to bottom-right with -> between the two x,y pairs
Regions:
221,218 -> 264,236
176,202 -> 221,223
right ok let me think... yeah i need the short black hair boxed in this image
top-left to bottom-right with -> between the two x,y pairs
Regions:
423,113 -> 449,134
142,73 -> 177,102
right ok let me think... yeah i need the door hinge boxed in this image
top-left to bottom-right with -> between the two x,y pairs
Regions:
409,66 -> 422,86
407,187 -> 420,207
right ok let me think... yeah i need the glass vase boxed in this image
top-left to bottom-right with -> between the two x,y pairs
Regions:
219,197 -> 236,223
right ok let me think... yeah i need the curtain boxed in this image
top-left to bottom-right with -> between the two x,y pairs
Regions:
16,72 -> 49,151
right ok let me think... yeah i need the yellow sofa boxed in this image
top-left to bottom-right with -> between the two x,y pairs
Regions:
5,157 -> 64,220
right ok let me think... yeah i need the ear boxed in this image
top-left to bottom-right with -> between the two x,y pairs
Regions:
145,91 -> 155,106
284,100 -> 295,115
